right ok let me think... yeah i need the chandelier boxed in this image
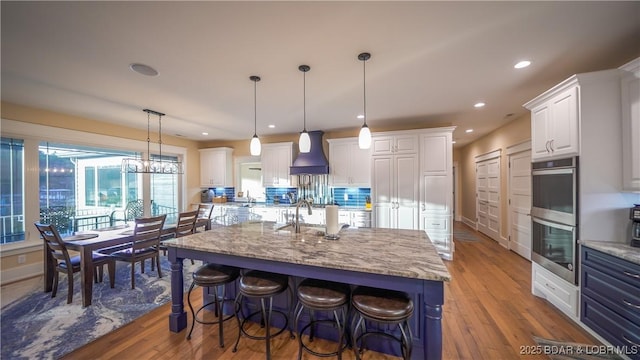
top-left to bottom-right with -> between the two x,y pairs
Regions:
121,109 -> 183,174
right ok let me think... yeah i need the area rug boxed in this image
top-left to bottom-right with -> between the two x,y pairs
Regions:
453,226 -> 481,242
1,257 -> 199,360
533,336 -> 626,360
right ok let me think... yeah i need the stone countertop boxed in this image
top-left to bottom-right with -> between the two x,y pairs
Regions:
217,202 -> 370,212
580,240 -> 640,266
164,221 -> 450,282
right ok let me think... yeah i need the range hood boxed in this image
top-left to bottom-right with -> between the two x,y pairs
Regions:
290,130 -> 329,175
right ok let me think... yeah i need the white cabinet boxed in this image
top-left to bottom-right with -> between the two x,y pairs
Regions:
372,134 -> 419,230
261,142 -> 295,187
327,138 -> 371,187
371,134 -> 418,155
621,58 -> 640,191
199,147 -> 233,188
532,262 -> 579,320
419,131 -> 454,260
527,85 -> 579,161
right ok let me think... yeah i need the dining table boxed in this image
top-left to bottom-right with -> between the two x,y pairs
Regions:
43,224 -> 176,307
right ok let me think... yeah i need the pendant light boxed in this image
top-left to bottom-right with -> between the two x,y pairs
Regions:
298,65 -> 311,153
358,52 -> 372,149
122,109 -> 183,174
249,75 -> 261,156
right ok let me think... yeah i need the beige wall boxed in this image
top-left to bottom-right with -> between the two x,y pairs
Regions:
456,113 -> 531,240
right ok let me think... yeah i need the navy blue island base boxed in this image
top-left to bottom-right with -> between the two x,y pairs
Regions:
166,222 -> 448,360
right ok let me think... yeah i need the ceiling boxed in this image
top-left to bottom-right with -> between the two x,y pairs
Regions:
2,2 -> 639,147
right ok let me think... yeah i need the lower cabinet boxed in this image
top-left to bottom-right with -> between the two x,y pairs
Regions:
581,247 -> 640,359
532,262 -> 579,319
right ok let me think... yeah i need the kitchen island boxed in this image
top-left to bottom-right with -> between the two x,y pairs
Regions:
164,221 -> 450,360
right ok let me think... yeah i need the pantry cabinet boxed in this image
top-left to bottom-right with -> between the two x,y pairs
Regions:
199,147 -> 233,188
620,57 -> 640,192
420,131 -> 454,259
327,138 -> 371,187
371,133 -> 419,230
261,142 -> 295,187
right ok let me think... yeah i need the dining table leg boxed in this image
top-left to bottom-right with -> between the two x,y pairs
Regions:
80,247 -> 95,307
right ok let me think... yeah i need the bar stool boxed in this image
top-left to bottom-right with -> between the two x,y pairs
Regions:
294,278 -> 350,360
350,286 -> 414,360
232,270 -> 294,360
185,263 -> 240,348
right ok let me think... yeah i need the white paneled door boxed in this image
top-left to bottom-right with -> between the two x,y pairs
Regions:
508,149 -> 532,260
476,154 -> 501,242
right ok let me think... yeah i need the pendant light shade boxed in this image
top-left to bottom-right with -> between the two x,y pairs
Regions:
298,65 -> 311,153
358,52 -> 372,149
249,75 -> 261,156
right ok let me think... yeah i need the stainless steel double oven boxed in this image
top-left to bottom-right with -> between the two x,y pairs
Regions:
531,157 -> 578,284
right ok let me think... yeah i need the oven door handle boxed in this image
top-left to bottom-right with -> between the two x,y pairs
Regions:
532,216 -> 575,232
532,168 -> 575,176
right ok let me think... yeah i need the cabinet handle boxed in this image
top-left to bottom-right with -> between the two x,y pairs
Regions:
545,140 -> 551,153
549,139 -> 555,152
544,282 -> 556,291
622,334 -> 640,347
622,298 -> 640,309
623,270 -> 640,279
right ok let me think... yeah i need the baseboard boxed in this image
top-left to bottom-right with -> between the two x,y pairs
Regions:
1,262 -> 43,285
461,216 -> 476,229
499,235 -> 509,249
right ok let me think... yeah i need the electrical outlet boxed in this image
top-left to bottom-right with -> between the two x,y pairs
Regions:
17,255 -> 26,264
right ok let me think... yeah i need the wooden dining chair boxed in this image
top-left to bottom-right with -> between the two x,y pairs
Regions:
107,214 -> 166,289
34,222 -> 115,304
195,203 -> 214,232
159,210 -> 198,261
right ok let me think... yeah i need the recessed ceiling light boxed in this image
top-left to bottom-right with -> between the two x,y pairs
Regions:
268,124 -> 275,128
514,60 -> 531,69
202,132 -> 208,136
129,63 -> 159,76
357,114 -> 364,119
465,129 -> 474,133
474,102 -> 485,108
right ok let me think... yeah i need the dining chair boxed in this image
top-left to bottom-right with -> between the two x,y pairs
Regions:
34,222 -> 115,304
109,199 -> 144,226
107,214 -> 166,289
195,203 -> 214,232
159,210 -> 198,263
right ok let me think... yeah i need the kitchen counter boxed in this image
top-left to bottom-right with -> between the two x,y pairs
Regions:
166,221 -> 449,282
165,221 -> 450,359
580,240 -> 640,266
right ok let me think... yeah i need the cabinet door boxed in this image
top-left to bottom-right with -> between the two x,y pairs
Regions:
396,205 -> 418,230
531,105 -> 552,160
371,136 -> 394,155
622,68 -> 640,191
262,143 -> 293,187
394,135 -> 418,154
261,149 -> 277,187
372,156 -> 393,228
273,145 -> 292,187
395,154 -> 419,230
200,148 -> 231,187
549,86 -> 579,157
421,175 -> 450,214
421,135 -> 448,175
329,141 -> 350,186
350,143 -> 371,187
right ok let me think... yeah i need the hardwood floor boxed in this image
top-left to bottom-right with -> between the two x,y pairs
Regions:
62,223 -> 597,359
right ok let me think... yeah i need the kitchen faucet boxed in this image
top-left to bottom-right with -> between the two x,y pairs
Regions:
294,199 -> 312,233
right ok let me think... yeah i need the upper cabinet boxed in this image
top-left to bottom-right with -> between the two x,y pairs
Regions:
371,134 -> 418,156
526,84 -> 579,161
262,142 -> 295,187
620,57 -> 640,192
199,147 -> 233,188
327,138 -> 371,187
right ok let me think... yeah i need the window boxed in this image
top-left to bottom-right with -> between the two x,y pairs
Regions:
39,142 -> 140,235
1,137 -> 25,244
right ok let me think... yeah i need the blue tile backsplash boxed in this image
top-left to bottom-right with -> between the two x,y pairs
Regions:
265,187 -> 297,205
208,187 -> 235,202
331,188 -> 371,208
